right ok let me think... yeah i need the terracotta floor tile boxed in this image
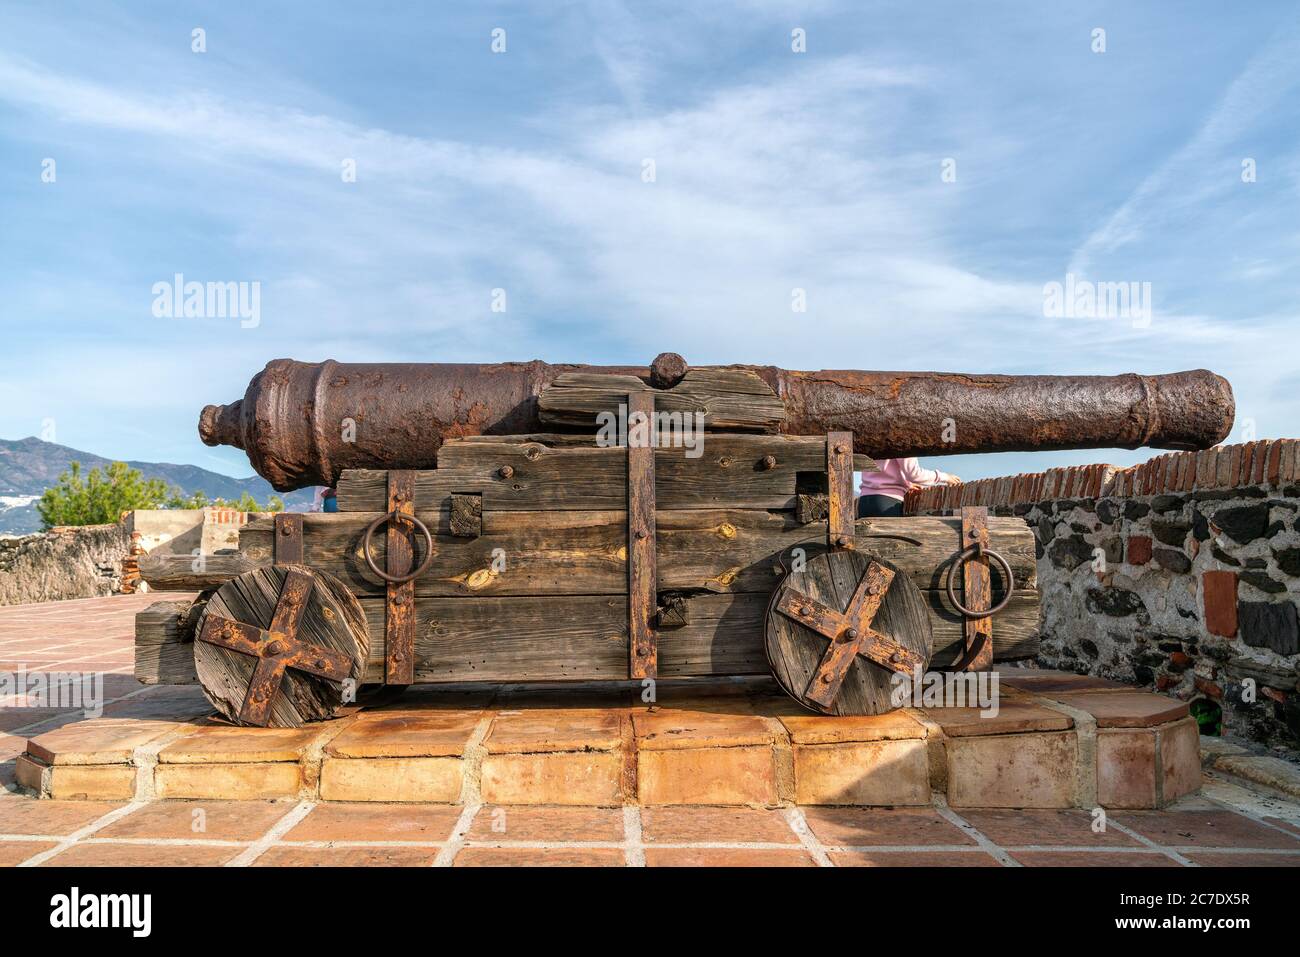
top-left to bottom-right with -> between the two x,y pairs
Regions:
326,712 -> 481,758
286,803 -> 462,843
924,699 -> 1072,737
0,840 -> 60,866
42,843 -> 241,866
254,846 -> 439,866
633,710 -> 774,750
955,809 -> 1141,847
1263,817 -> 1300,837
831,850 -> 1000,866
0,798 -> 126,836
998,670 -> 1134,695
95,800 -> 293,841
467,805 -> 623,843
1049,692 -> 1188,729
454,846 -> 626,867
485,709 -> 623,754
803,807 -> 974,847
645,847 -> 815,866
641,806 -> 799,845
159,722 -> 325,763
1115,810 -> 1300,849
1182,851 -> 1300,867
1010,850 -> 1177,866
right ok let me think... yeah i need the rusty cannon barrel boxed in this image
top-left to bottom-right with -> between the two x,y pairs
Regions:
200,355 -> 1234,491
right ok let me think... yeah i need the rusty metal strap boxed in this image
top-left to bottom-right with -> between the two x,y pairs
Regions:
951,506 -> 1001,672
827,432 -> 855,550
385,470 -> 417,685
628,392 -> 657,679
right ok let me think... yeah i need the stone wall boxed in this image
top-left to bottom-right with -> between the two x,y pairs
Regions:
0,509 -> 249,607
905,440 -> 1300,748
0,524 -> 131,605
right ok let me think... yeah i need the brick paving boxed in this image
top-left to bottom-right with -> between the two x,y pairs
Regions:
0,594 -> 1298,867
0,795 -> 1295,867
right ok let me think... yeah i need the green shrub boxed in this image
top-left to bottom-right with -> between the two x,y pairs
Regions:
37,461 -> 286,529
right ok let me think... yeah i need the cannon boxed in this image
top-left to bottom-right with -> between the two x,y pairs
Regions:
199,355 -> 1234,491
136,355 -> 1234,726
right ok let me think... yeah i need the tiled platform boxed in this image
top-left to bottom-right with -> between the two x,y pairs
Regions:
11,669 -> 1201,810
1,594 -> 1297,866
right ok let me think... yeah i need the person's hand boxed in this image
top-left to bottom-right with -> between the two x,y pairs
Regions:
945,474 -> 963,485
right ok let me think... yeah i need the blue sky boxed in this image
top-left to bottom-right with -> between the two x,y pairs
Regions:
1,1 -> 1297,484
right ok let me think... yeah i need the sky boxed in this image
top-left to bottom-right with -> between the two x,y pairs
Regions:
1,1 -> 1297,485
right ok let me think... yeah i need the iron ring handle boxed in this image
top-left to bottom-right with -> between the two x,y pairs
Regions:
362,509 -> 434,584
945,544 -> 1015,618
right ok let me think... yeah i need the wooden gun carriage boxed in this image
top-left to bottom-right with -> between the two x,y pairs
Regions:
137,368 -> 1041,726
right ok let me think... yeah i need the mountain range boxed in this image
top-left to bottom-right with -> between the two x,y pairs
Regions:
0,437 -> 316,535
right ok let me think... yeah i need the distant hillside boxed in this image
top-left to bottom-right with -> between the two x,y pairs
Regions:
0,437 -> 316,535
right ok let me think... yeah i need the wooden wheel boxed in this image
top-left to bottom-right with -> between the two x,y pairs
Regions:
194,565 -> 369,728
765,550 -> 932,716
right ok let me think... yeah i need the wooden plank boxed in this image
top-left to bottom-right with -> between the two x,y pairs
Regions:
134,599 -> 202,685
386,470 -> 416,685
139,551 -> 259,591
960,506 -> 994,670
627,392 -> 657,679
338,434 -> 844,512
138,587 -> 1037,687
240,511 -> 1037,597
239,511 -> 1037,599
273,513 -> 303,565
827,432 -> 855,549
537,368 -> 784,432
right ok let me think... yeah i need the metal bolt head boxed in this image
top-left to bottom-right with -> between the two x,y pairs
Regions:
392,593 -> 406,606
280,524 -> 292,535
820,673 -> 833,683
798,605 -> 812,617
844,628 -> 858,641
760,455 -> 777,470
890,651 -> 903,663
498,465 -> 514,479
264,641 -> 284,656
836,535 -> 851,547
635,529 -> 649,540
835,443 -> 848,455
315,658 -> 327,669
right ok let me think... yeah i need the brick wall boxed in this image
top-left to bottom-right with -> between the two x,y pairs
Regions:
906,440 -> 1300,748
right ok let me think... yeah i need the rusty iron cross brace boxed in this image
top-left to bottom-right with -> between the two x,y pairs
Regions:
775,561 -> 926,710
196,569 -> 354,726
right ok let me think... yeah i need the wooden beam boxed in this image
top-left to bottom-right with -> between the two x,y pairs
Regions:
385,470 -> 416,685
537,368 -> 784,432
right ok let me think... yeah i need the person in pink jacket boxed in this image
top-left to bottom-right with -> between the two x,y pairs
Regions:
858,458 -> 962,517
